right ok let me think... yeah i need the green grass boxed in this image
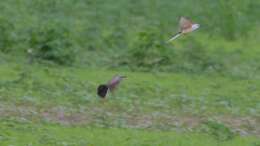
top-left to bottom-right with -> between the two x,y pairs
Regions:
0,63 -> 259,143
0,120 -> 259,146
0,0 -> 259,145
0,0 -> 259,72
0,63 -> 259,116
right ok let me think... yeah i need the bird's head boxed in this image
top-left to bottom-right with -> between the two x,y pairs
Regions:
119,75 -> 127,79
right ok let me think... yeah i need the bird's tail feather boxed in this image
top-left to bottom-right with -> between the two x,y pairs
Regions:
167,32 -> 181,42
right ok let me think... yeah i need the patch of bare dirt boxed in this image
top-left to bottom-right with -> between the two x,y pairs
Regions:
0,103 -> 259,136
216,116 -> 260,136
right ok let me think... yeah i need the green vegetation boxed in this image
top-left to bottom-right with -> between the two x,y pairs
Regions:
0,0 -> 259,145
0,0 -> 259,73
0,120 -> 259,146
0,64 -> 259,145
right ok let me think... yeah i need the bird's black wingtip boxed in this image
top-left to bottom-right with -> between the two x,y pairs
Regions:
97,84 -> 109,98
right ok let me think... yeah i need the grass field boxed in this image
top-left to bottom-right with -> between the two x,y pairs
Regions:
0,63 -> 259,145
0,0 -> 259,145
0,120 -> 259,146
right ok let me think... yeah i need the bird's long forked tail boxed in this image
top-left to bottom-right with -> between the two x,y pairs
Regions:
167,32 -> 181,42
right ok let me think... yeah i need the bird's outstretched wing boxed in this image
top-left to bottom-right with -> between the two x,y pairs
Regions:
179,17 -> 193,31
97,84 -> 109,98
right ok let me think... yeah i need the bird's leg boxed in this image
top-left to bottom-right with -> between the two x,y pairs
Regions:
109,88 -> 117,97
100,97 -> 107,105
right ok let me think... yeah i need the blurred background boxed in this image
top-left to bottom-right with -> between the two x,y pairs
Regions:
0,0 -> 259,146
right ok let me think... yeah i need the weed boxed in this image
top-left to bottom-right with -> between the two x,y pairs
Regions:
201,120 -> 236,141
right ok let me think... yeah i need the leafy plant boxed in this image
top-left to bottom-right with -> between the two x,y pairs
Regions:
201,120 -> 236,141
201,0 -> 258,40
0,17 -> 14,52
29,22 -> 76,65
118,28 -> 174,71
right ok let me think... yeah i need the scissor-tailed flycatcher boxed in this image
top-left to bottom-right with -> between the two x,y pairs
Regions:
97,75 -> 126,98
168,17 -> 200,42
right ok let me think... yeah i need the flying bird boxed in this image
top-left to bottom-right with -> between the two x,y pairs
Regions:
97,75 -> 126,98
168,17 -> 200,42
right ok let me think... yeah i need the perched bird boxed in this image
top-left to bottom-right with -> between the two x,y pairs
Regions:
168,17 -> 200,42
97,75 -> 126,98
